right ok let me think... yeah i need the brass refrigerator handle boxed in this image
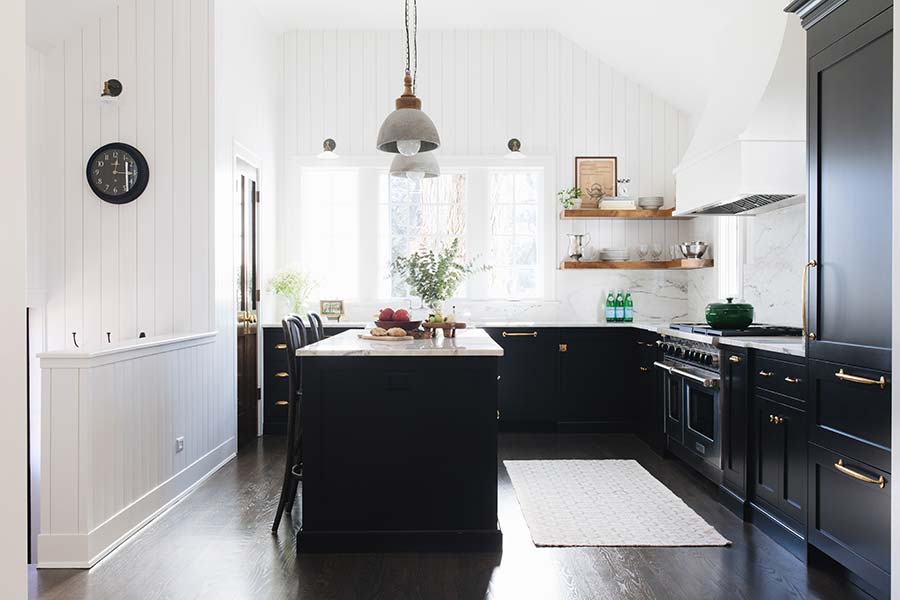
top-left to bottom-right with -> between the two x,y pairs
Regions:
835,368 -> 887,390
802,260 -> 817,338
834,459 -> 885,488
503,331 -> 538,338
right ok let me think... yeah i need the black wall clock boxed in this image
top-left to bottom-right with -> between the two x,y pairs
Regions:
86,142 -> 149,204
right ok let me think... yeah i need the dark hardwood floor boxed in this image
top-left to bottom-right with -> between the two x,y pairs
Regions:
30,433 -> 871,600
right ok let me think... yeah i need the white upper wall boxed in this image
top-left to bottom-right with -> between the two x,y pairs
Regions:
31,0 -> 749,116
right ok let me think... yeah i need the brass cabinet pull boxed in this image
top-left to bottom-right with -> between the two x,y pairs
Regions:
639,366 -> 650,373
275,372 -> 289,378
758,370 -> 774,377
503,331 -> 537,338
275,400 -> 289,406
834,459 -> 885,488
784,376 -> 801,384
275,343 -> 287,350
769,414 -> 784,425
559,344 -> 568,353
835,368 -> 887,390
729,355 -> 741,364
802,259 -> 817,339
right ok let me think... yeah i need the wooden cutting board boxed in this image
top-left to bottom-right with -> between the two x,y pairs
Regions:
359,334 -> 415,342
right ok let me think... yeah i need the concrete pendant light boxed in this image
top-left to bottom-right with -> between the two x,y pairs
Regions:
376,0 -> 440,155
390,150 -> 440,180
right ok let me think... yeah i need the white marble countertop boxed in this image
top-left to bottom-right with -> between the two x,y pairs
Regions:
298,328 -> 504,357
716,336 -> 806,358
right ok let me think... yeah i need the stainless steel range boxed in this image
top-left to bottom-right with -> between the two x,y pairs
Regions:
654,333 -> 723,482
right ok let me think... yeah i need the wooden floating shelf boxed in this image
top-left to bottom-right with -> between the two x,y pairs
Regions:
560,259 -> 714,271
560,208 -> 691,220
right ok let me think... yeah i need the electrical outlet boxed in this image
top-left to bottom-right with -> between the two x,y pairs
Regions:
175,437 -> 185,453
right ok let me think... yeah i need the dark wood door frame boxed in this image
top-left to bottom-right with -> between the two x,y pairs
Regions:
237,170 -> 260,448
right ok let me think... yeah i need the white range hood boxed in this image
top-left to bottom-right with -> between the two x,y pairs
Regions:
674,7 -> 806,216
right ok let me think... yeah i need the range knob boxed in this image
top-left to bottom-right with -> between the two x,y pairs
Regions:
674,346 -> 684,357
689,350 -> 700,361
701,353 -> 713,365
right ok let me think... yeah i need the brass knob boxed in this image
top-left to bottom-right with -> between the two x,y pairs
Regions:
275,372 -> 289,378
808,333 -> 816,341
275,343 -> 288,350
559,344 -> 568,353
729,355 -> 741,364
275,400 -> 289,406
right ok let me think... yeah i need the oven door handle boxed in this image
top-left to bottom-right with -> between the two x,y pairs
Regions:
653,361 -> 674,373
670,366 -> 720,389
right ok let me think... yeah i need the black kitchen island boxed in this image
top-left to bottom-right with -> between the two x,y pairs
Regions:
296,328 -> 503,553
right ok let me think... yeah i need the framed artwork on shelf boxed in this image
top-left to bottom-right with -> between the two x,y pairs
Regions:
575,156 -> 618,208
319,300 -> 345,321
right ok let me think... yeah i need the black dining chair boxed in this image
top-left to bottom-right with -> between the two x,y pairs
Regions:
307,312 -> 325,343
271,314 -> 307,533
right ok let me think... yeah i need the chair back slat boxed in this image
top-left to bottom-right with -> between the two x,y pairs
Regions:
307,312 -> 325,343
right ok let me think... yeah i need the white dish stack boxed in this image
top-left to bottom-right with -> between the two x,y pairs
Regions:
597,248 -> 629,262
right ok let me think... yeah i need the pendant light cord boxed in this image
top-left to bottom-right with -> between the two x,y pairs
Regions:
404,0 -> 418,93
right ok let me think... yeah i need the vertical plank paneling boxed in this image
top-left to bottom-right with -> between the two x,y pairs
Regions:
135,0 -> 156,338
362,32 -> 377,153
308,31 -> 324,155
153,0 -> 174,334
652,96 -> 666,198
348,32 -> 364,155
45,46 -> 67,350
82,20 -> 103,348
571,43 -> 586,156
455,31 -> 470,155
100,11 -> 120,343
294,31 -> 310,155
64,38 -> 85,350
532,31 -> 548,154
118,0 -> 138,341
189,0 -> 210,330
335,30 -> 351,153
638,87 -> 652,199
172,0 -> 191,333
283,32 -> 298,156
322,31 -> 337,143
506,31 -> 522,150
492,31 -> 507,150
597,62 -> 612,154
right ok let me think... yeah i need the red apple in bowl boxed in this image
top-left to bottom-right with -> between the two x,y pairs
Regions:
393,309 -> 410,322
378,307 -> 395,321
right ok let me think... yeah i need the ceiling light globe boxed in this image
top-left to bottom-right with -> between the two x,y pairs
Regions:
397,140 -> 422,156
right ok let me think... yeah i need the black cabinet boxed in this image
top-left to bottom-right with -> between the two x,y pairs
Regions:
753,393 -> 807,529
808,443 -> 891,599
262,326 -> 291,434
808,359 -> 892,473
634,333 -> 663,453
786,0 -> 893,591
483,328 -> 559,429
805,3 -> 893,372
558,328 -> 630,431
720,348 -> 749,511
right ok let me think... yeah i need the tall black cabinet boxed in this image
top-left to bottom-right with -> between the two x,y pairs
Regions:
786,1 -> 892,597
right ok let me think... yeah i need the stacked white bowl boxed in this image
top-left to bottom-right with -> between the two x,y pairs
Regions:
597,248 -> 629,262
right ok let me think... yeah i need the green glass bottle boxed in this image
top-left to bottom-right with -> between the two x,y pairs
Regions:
615,289 -> 625,322
624,291 -> 634,322
605,290 -> 616,322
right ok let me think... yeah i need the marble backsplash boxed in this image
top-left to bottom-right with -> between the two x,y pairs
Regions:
742,203 -> 806,327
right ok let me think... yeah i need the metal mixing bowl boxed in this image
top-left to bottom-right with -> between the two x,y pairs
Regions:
679,241 -> 709,259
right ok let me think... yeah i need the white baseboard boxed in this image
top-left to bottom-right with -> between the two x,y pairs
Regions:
37,437 -> 236,568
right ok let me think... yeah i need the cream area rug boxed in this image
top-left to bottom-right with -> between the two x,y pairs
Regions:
504,459 -> 731,547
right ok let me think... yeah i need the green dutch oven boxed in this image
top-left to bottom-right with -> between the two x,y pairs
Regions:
705,297 -> 754,330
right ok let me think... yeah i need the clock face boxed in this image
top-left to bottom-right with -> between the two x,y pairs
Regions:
86,143 -> 149,204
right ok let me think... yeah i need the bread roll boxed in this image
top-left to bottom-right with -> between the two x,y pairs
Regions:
369,327 -> 388,337
387,327 -> 407,337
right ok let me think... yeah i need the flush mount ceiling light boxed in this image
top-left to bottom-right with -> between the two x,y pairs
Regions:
505,138 -> 526,160
390,151 -> 440,180
317,138 -> 340,159
376,0 -> 440,156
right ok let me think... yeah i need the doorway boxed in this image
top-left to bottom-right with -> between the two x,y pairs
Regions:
235,158 -> 260,448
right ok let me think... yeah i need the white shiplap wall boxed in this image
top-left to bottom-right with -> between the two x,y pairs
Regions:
280,30 -> 695,321
37,0 -> 212,352
284,30 -> 689,195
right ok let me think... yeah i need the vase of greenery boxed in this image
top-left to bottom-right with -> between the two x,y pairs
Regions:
558,186 -> 582,209
390,238 -> 488,314
267,266 -> 317,314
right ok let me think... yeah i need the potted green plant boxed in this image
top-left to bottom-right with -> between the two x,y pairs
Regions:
390,238 -> 489,314
558,186 -> 582,209
267,266 -> 318,314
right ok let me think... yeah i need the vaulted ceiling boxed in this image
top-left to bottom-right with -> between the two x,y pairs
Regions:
27,0 -> 754,116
